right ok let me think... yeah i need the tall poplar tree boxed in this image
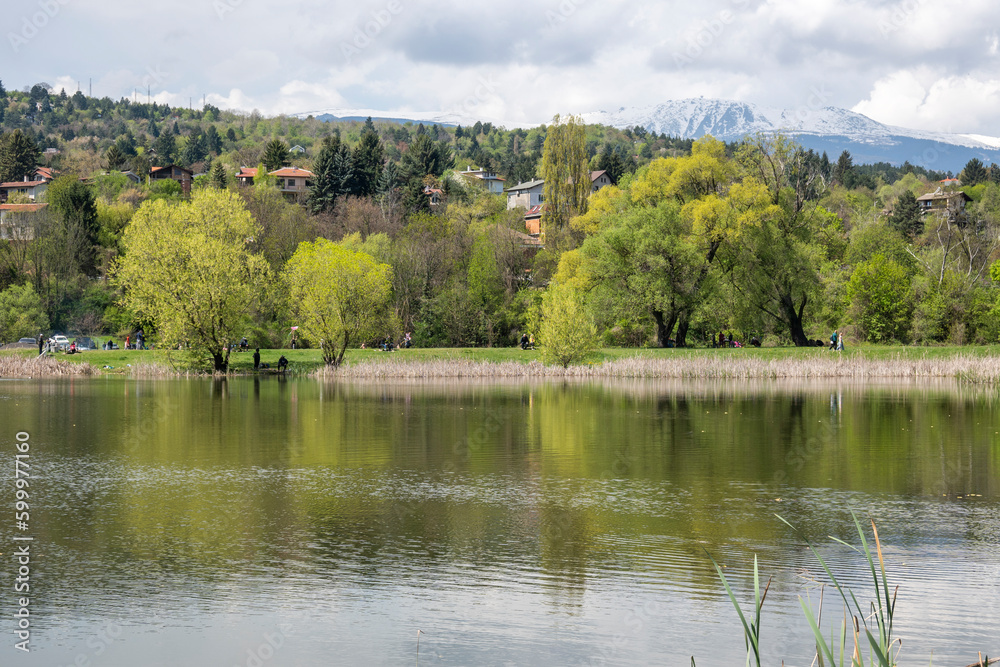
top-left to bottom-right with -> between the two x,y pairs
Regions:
540,114 -> 589,245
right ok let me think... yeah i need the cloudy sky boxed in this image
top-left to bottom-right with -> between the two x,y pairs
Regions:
7,0 -> 1000,134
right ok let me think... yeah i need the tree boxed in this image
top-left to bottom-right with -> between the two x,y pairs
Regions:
104,144 -> 127,171
46,176 -> 99,276
0,283 -> 49,344
540,114 -> 589,244
539,282 -> 597,367
114,189 -> 271,372
350,118 -> 384,197
308,135 -> 353,214
153,132 -> 177,166
262,138 -> 290,172
728,135 -> 834,346
205,125 -> 223,155
960,158 -> 987,186
847,254 -> 913,342
833,150 -> 854,187
182,131 -> 207,166
0,130 -> 41,183
887,190 -> 923,239
400,134 -> 449,180
210,161 -> 228,189
597,143 -> 629,185
282,238 -> 393,367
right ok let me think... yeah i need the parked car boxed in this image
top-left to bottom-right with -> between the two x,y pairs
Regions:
75,336 -> 97,351
51,335 -> 70,351
18,338 -> 37,345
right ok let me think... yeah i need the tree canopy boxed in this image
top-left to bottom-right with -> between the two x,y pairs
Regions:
114,189 -> 271,371
282,238 -> 393,367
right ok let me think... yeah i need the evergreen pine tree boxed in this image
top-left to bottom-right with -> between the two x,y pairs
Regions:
205,126 -> 222,155
147,118 -> 159,138
308,135 -> 353,214
0,129 -> 41,182
887,190 -> 923,240
350,117 -> 384,197
262,138 -> 290,172
960,158 -> 987,186
210,161 -> 228,189
104,144 -> 127,171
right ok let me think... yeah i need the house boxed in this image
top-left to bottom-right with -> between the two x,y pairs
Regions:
505,179 -> 545,210
424,185 -> 444,207
0,203 -> 47,241
0,176 -> 49,203
235,167 -> 258,185
33,167 -> 59,181
149,164 -> 194,194
938,177 -> 961,187
591,170 -> 614,192
269,167 -> 314,196
457,166 -> 506,195
524,204 -> 543,236
916,189 -> 972,216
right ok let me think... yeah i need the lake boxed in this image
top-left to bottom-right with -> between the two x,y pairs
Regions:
1,376 -> 998,666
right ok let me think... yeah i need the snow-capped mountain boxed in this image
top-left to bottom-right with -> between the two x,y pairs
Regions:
303,98 -> 1000,172
580,99 -> 1000,172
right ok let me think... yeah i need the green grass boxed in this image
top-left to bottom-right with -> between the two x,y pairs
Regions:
8,343 -> 1000,376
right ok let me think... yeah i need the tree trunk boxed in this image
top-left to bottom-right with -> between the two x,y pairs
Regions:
652,309 -> 678,348
779,293 -> 811,346
675,311 -> 691,348
212,351 -> 227,372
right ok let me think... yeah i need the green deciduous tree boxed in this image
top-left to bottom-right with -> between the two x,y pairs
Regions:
847,254 -> 913,343
283,238 -> 393,367
114,189 -> 271,372
0,283 -> 49,343
539,282 -> 597,367
540,114 -> 589,245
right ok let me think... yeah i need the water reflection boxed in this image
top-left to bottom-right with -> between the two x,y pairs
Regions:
0,377 -> 997,666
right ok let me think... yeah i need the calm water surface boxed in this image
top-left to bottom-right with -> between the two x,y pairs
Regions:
1,377 -> 998,666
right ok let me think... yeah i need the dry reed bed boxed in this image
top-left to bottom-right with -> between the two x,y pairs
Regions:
323,353 -> 1000,382
0,354 -> 95,378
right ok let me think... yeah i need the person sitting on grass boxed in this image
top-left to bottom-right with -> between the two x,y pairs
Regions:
520,333 -> 529,350
277,355 -> 288,371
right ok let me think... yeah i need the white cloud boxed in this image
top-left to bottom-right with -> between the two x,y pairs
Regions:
6,0 -> 1000,133
854,70 -> 1000,133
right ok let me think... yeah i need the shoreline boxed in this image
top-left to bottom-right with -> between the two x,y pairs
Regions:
5,348 -> 1000,383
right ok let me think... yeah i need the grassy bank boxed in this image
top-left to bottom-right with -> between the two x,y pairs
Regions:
6,344 -> 1000,381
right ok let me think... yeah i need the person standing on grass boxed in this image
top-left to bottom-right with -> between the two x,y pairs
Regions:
836,331 -> 845,351
829,330 -> 838,350
253,348 -> 261,370
37,333 -> 44,356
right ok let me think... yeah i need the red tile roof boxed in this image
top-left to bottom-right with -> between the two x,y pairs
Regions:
0,181 -> 47,188
236,167 -> 258,178
0,203 -> 48,212
269,167 -> 314,178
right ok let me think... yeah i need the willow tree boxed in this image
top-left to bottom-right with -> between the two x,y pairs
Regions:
282,238 -> 393,367
115,189 -> 271,372
540,114 -> 589,246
